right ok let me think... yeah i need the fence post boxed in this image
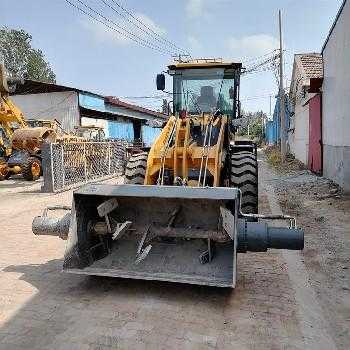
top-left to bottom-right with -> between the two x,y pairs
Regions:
41,143 -> 54,192
61,144 -> 65,189
108,142 -> 111,175
84,143 -> 87,182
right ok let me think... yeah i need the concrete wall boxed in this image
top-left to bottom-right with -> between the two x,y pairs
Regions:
12,91 -> 80,133
289,65 -> 310,164
291,103 -> 309,164
322,0 -> 350,192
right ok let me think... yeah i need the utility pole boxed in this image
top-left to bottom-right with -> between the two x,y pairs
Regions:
279,10 -> 286,162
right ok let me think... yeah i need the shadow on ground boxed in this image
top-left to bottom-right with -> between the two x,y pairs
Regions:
0,258 -> 240,349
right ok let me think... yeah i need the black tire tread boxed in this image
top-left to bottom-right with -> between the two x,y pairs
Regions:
125,152 -> 148,185
230,151 -> 258,214
22,157 -> 41,181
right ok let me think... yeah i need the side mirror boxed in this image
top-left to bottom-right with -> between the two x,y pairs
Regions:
229,86 -> 235,99
156,73 -> 165,91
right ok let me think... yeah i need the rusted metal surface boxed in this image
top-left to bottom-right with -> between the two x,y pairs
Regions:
12,127 -> 56,153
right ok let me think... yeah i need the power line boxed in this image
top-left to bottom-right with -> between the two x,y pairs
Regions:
241,94 -> 274,101
243,52 -> 280,74
119,95 -> 167,99
75,0 -> 174,54
241,50 -> 278,64
64,0 -> 172,55
101,0 -> 189,55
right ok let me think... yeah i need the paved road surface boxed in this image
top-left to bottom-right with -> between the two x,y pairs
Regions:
0,158 -> 338,349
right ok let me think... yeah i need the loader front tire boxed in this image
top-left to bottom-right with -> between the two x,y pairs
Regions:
22,157 -> 42,181
230,151 -> 258,214
125,152 -> 148,184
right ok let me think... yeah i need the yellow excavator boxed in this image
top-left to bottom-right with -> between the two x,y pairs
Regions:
33,59 -> 304,288
0,63 -> 56,180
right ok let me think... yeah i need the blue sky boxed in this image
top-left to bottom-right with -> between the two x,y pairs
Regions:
0,0 -> 343,114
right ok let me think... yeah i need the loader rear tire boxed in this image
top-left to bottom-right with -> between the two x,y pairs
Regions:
125,152 -> 148,184
22,157 -> 42,181
230,151 -> 258,214
0,158 -> 10,181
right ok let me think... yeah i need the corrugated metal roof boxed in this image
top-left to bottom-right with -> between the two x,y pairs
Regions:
105,96 -> 167,119
11,79 -> 168,120
11,79 -> 104,98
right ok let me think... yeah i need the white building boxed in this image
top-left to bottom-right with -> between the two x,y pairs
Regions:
322,0 -> 350,192
289,54 -> 323,165
11,80 -> 166,145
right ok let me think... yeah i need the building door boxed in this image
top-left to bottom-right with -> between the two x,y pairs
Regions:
308,94 -> 322,174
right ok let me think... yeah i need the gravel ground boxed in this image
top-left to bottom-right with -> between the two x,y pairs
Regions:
267,157 -> 350,350
0,155 -> 347,350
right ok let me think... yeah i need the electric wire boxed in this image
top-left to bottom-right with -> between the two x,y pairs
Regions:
64,0 -> 173,55
241,49 -> 278,64
101,0 -> 189,55
75,0 -> 174,55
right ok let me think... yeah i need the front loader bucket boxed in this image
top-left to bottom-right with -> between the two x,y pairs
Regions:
63,184 -> 239,288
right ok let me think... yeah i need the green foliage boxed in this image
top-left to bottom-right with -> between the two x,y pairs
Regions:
236,110 -> 266,142
0,27 -> 56,83
249,117 -> 264,139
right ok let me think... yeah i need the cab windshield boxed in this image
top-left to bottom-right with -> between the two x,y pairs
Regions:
172,68 -> 237,115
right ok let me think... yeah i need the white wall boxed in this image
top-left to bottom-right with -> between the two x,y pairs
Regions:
289,65 -> 310,164
81,117 -> 108,134
292,103 -> 309,164
322,0 -> 350,191
12,91 -> 80,133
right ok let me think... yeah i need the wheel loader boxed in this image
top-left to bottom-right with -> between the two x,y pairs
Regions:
32,58 -> 304,288
0,63 -> 56,181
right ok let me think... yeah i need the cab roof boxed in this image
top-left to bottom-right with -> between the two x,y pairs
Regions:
168,58 -> 242,70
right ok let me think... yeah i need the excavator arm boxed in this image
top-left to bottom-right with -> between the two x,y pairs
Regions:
0,63 -> 56,181
0,63 -> 27,154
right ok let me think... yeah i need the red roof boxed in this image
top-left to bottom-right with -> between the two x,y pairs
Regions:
296,54 -> 323,79
105,96 -> 167,120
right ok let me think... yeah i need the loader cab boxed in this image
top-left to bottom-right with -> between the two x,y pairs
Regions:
161,60 -> 242,119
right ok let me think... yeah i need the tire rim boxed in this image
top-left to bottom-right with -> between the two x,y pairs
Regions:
0,164 -> 8,177
31,162 -> 41,177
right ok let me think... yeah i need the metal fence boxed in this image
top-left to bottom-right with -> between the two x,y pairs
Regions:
43,140 -> 130,192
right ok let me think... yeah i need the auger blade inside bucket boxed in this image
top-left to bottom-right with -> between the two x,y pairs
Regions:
63,184 -> 239,288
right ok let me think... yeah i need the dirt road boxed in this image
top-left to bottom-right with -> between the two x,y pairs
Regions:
0,156 -> 347,349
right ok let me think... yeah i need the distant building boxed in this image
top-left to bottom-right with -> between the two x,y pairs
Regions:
322,0 -> 350,191
11,80 -> 166,145
289,53 -> 323,171
265,95 -> 291,146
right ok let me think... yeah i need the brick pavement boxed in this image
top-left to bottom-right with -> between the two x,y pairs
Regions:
0,171 -> 307,349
